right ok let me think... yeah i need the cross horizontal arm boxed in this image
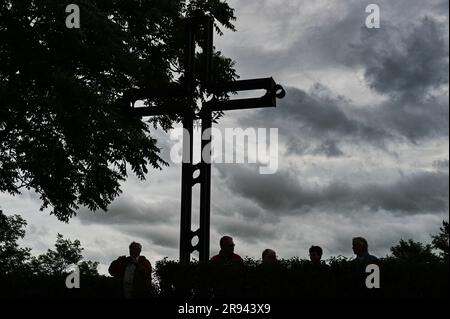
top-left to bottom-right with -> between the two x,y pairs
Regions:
122,84 -> 189,117
202,94 -> 276,113
202,77 -> 286,113
214,77 -> 277,93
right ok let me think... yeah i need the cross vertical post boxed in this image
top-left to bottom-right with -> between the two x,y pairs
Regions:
198,16 -> 213,263
179,113 -> 194,264
199,111 -> 212,262
178,17 -> 196,264
179,16 -> 215,263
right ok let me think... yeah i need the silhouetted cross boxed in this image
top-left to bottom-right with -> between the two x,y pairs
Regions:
124,16 -> 285,263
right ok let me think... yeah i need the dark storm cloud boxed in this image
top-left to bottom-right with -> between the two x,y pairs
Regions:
279,85 -> 370,137
433,159 -> 449,171
222,0 -> 367,76
232,1 -> 449,157
237,16 -> 448,155
215,218 -> 278,244
349,18 -> 448,97
130,226 -> 179,250
78,196 -> 178,226
240,85 -> 390,156
346,17 -> 449,142
436,0 -> 449,11
312,140 -> 345,158
213,197 -> 271,221
217,165 -> 449,216
224,0 -> 448,86
367,93 -> 449,142
77,192 -> 181,250
366,172 -> 449,213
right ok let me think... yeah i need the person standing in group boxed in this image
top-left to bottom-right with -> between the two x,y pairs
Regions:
109,242 -> 152,299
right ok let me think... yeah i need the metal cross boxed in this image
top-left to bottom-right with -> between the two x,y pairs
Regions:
123,16 -> 285,263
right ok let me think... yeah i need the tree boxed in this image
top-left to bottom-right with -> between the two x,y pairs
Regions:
432,220 -> 449,262
31,233 -> 99,276
390,239 -> 438,263
0,0 -> 238,222
0,209 -> 31,275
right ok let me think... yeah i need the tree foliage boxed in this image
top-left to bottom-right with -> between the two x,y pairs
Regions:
0,0 -> 238,221
1,212 -> 449,298
0,210 -> 31,275
390,238 -> 439,263
0,209 -> 98,275
31,233 -> 99,276
432,220 -> 449,262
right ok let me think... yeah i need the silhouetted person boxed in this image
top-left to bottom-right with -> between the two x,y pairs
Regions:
258,249 -> 284,299
210,236 -> 243,265
109,242 -> 152,299
262,249 -> 278,265
309,246 -> 323,266
210,236 -> 244,298
305,245 -> 330,298
350,237 -> 380,297
352,237 -> 379,264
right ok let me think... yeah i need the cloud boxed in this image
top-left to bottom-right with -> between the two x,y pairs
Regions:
433,159 -> 449,172
221,0 -> 367,76
128,225 -> 179,250
77,192 -> 181,251
349,18 -> 449,98
214,215 -> 279,244
342,17 -> 449,142
269,210 -> 445,258
230,8 -> 449,155
367,93 -> 449,143
223,0 -> 448,83
312,140 -> 345,158
217,165 -> 449,216
312,211 -> 445,258
238,85 -> 391,157
78,196 -> 178,226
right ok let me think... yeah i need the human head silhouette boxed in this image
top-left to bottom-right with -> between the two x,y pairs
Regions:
352,237 -> 368,257
309,246 -> 323,265
129,242 -> 142,259
219,236 -> 235,255
262,249 -> 277,264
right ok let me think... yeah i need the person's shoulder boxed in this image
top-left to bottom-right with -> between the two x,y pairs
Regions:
112,255 -> 127,263
138,256 -> 152,264
138,255 -> 149,261
109,256 -> 128,276
232,253 -> 244,262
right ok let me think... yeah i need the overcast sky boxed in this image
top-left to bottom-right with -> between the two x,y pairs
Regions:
1,0 -> 449,274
